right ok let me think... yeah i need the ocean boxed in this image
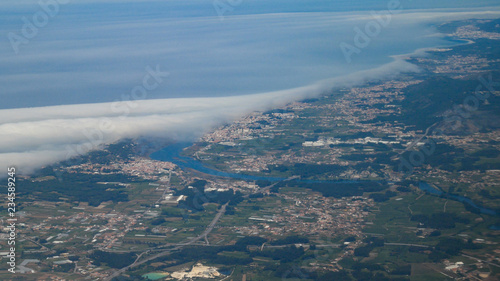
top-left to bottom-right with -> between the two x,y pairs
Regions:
1,0 -> 500,174
0,0 -> 499,109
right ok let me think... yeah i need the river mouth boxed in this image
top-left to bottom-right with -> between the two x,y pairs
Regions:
151,142 -> 498,216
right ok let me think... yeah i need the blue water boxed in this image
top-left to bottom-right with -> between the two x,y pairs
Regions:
2,1 -> 499,108
418,182 -> 497,216
151,143 -> 498,216
142,272 -> 169,280
150,142 -> 286,181
151,142 -> 363,184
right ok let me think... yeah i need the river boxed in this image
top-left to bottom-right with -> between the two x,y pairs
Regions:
151,143 -> 497,217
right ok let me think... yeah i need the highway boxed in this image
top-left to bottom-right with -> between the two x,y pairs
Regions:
254,175 -> 300,194
384,243 -> 430,248
105,174 -> 296,280
398,122 -> 438,155
461,253 -> 500,268
104,202 -> 228,281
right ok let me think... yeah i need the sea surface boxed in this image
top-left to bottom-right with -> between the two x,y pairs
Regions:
1,0 -> 499,109
1,1 -> 500,175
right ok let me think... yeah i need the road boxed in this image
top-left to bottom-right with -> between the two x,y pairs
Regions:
461,253 -> 500,268
398,122 -> 438,155
254,175 -> 300,194
384,243 -> 430,248
154,170 -> 172,205
105,174 -> 296,280
104,202 -> 228,281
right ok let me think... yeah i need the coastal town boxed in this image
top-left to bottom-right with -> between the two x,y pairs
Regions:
0,18 -> 499,281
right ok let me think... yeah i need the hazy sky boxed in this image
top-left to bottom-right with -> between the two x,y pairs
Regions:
1,1 -> 500,175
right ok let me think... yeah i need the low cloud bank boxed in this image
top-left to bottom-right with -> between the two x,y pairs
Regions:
2,6 -> 500,176
0,59 -> 418,176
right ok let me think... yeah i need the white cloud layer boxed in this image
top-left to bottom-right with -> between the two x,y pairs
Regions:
0,59 -> 418,176
1,4 -> 499,109
1,2 -> 500,176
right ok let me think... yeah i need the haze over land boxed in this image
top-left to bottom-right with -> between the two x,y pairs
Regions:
1,0 -> 500,174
